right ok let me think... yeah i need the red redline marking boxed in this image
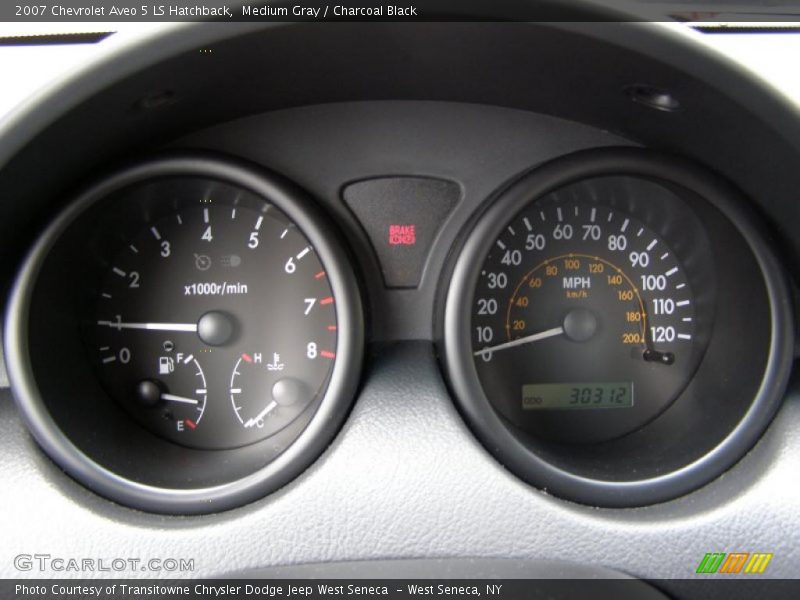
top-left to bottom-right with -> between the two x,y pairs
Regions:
320,350 -> 336,359
327,325 -> 337,331
320,296 -> 334,305
242,353 -> 253,363
315,271 -> 326,279
185,419 -> 197,430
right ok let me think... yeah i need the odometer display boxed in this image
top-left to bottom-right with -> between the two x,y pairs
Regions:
522,382 -> 633,410
471,182 -> 712,443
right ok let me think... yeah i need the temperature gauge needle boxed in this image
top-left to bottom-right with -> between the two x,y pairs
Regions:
473,326 -> 565,357
97,320 -> 198,332
161,393 -> 199,405
244,401 -> 278,428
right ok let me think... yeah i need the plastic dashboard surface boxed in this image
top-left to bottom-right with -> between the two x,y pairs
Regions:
0,22 -> 799,592
1,348 -> 800,586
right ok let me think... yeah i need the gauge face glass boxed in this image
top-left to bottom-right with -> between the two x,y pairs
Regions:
89,192 -> 337,449
471,183 -> 711,443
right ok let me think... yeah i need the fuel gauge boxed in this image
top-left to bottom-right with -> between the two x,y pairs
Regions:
127,351 -> 207,436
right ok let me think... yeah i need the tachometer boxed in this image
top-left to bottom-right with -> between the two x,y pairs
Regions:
5,155 -> 363,513
90,196 -> 336,449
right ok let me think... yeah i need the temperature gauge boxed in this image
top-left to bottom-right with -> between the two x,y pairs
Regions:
230,352 -> 312,437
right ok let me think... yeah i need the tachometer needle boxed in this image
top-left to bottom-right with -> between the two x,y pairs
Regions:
473,326 -> 565,357
97,320 -> 198,332
244,401 -> 278,428
161,393 -> 199,405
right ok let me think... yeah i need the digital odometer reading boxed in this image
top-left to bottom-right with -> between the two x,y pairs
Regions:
522,383 -> 633,410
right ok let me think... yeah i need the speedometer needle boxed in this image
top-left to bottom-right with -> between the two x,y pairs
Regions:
97,320 -> 198,332
473,326 -> 565,357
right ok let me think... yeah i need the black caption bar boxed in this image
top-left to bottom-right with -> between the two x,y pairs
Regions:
4,0 -> 624,23
4,579 -> 800,600
5,0 -> 800,23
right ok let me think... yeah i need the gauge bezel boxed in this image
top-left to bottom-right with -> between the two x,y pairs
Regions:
441,147 -> 793,507
4,154 -> 364,514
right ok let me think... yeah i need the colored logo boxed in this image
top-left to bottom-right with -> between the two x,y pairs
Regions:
696,552 -> 773,574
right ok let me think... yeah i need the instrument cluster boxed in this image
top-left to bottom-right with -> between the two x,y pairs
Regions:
3,148 -> 792,512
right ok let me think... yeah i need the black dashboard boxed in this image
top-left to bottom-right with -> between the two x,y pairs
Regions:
1,20 -> 800,595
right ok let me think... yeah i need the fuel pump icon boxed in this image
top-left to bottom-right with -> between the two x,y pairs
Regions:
158,356 -> 175,375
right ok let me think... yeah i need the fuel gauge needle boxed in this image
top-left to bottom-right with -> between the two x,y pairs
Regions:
473,326 -> 565,357
161,393 -> 199,405
97,320 -> 198,332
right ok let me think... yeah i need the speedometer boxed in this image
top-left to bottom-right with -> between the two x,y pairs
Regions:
442,149 -> 791,506
473,200 -> 705,443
